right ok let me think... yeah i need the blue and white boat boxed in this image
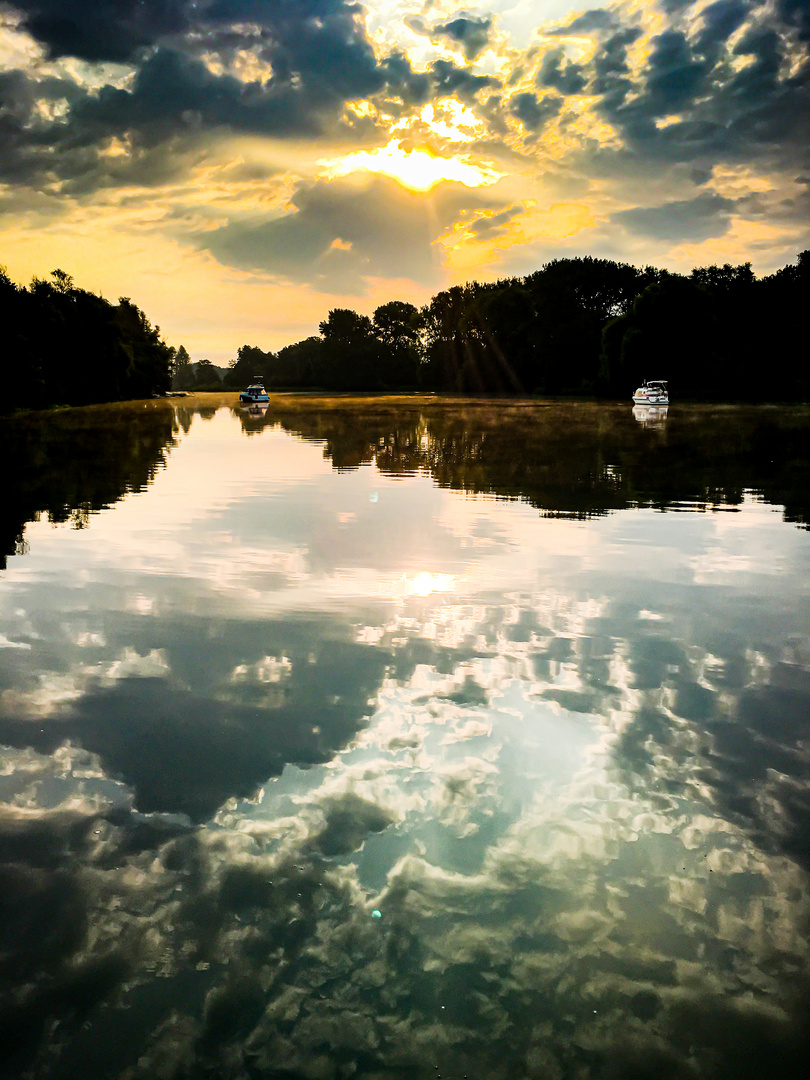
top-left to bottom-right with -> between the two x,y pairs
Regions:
239,383 -> 269,404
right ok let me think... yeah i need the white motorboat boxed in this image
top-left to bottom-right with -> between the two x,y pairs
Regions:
632,379 -> 668,405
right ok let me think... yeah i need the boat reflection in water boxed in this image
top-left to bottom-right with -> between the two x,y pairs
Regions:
632,403 -> 669,427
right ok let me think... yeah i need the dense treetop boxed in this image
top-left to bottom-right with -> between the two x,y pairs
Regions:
223,252 -> 809,401
1,266 -> 176,412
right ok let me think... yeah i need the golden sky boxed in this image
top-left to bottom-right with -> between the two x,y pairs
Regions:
1,1 -> 808,361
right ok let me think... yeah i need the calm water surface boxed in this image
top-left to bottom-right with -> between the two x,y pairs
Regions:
2,398 -> 810,1080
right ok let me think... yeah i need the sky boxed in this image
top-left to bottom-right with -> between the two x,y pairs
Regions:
1,1 -> 809,362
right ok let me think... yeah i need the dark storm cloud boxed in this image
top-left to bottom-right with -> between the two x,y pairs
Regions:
75,48 -> 323,138
612,192 -> 735,241
659,0 -> 698,12
576,0 -> 810,183
404,12 -> 493,61
537,48 -> 586,94
3,0 -> 406,150
432,15 -> 493,61
379,49 -> 432,105
729,23 -> 783,100
6,0 -> 373,64
551,9 -> 619,36
696,0 -> 750,63
644,30 -> 709,116
591,26 -> 645,119
0,66 -> 80,121
509,91 -> 563,131
197,175 -> 493,290
2,0 -> 809,239
428,58 -> 500,102
0,0 -> 509,197
0,66 -> 220,196
206,1 -> 388,103
0,68 -> 88,187
7,0 -> 491,119
776,0 -> 810,41
7,0 -> 189,62
310,792 -> 395,856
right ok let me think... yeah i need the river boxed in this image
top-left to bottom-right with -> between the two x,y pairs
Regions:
1,396 -> 809,1080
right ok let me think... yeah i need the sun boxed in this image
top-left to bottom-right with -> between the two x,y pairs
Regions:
321,139 -> 502,192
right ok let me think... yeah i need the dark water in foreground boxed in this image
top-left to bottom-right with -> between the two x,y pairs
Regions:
1,397 -> 810,1080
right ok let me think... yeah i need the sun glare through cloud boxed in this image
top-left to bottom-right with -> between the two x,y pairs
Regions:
321,139 -> 502,191
414,101 -> 484,143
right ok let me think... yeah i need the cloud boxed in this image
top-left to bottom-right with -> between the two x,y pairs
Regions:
696,1 -> 750,64
8,0 -> 190,62
0,67 -> 88,188
509,90 -> 563,131
612,192 -> 736,241
468,203 -> 523,240
404,11 -> 493,61
8,0 -> 384,72
578,1 -> 810,183
590,25 -> 645,123
428,57 -> 500,101
644,29 -> 709,117
432,15 -> 493,61
537,48 -> 587,95
0,3 -> 508,200
195,174 -> 493,290
1,0 -> 809,329
776,0 -> 810,42
75,47 -> 327,138
552,8 -> 620,36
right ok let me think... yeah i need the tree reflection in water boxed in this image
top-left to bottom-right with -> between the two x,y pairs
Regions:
236,397 -> 810,528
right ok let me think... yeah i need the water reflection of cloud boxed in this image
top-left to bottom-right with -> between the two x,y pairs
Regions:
3,406 -> 810,1078
3,726 -> 809,1079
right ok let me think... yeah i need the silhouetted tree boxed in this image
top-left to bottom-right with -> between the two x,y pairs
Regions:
373,300 -> 423,387
318,309 -> 386,390
224,345 -> 273,388
172,345 -> 194,389
1,268 -> 174,412
192,359 -> 223,390
274,338 -> 323,387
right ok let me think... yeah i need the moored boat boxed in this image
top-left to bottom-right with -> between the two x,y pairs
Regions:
632,379 -> 668,405
239,382 -> 270,404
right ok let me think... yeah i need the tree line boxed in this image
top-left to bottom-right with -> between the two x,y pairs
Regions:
1,267 -> 175,412
224,251 -> 809,401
